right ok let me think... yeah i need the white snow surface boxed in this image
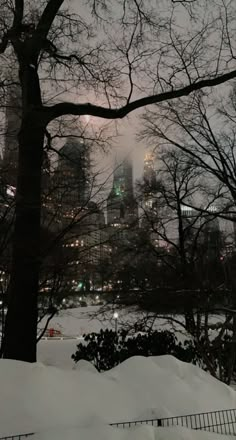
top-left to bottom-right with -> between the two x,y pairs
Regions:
38,339 -> 77,369
38,306 -> 227,339
38,306 -> 139,337
37,306 -> 223,369
0,355 -> 235,440
2,307 -> 236,440
34,425 -> 233,440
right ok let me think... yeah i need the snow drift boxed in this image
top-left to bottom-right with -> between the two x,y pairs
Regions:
0,355 -> 235,439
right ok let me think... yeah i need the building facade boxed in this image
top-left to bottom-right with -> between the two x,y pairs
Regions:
107,156 -> 138,228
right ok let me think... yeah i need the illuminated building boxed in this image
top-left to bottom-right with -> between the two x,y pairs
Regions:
141,151 -> 159,235
142,152 -> 158,210
143,152 -> 157,187
53,138 -> 90,224
107,156 -> 138,228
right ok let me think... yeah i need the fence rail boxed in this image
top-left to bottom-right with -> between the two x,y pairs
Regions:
1,408 -> 236,439
0,433 -> 34,440
110,408 -> 236,436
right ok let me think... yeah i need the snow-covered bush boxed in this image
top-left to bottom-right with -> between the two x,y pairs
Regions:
72,329 -> 197,371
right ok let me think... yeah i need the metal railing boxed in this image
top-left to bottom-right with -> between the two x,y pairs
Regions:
0,433 -> 34,440
1,408 -> 236,439
110,408 -> 236,435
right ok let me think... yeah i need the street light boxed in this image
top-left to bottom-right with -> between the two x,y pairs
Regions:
113,311 -> 119,333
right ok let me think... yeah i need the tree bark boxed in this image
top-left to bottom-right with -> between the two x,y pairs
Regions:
2,116 -> 44,362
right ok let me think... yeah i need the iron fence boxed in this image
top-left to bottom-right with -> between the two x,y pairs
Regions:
0,433 -> 34,440
110,408 -> 236,435
1,408 -> 236,439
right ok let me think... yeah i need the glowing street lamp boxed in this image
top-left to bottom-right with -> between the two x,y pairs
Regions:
113,311 -> 119,333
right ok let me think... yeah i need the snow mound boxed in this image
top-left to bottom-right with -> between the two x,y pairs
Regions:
105,355 -> 236,418
34,425 -> 233,440
75,359 -> 98,373
0,355 -> 235,439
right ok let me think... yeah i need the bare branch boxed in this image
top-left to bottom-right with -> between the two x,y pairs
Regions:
33,0 -> 64,57
46,68 -> 236,122
13,0 -> 24,28
0,33 -> 8,54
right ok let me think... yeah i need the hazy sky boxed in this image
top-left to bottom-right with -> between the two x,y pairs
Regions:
100,113 -> 147,182
67,0 -> 153,184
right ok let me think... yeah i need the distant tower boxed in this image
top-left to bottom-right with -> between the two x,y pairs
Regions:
143,152 -> 157,188
141,152 -> 158,229
201,206 -> 221,259
107,156 -> 138,227
54,138 -> 90,220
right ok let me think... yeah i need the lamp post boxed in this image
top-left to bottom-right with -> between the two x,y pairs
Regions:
113,311 -> 119,333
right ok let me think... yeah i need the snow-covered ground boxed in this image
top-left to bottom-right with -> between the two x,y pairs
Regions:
0,356 -> 235,440
37,305 -> 186,368
38,306 -> 144,337
38,305 -> 227,339
38,305 -> 121,368
37,306 -> 225,369
1,306 -> 235,440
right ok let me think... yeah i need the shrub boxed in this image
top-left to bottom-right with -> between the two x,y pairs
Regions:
72,329 -> 196,371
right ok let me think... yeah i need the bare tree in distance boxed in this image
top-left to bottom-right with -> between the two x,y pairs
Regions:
137,149 -> 225,300
141,86 -> 236,222
140,87 -> 236,383
1,0 -> 236,361
130,149 -> 236,383
95,148 -> 236,382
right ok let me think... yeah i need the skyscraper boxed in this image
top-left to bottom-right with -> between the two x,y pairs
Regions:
54,138 -> 90,221
143,152 -> 157,188
107,156 -> 138,227
140,152 -> 159,234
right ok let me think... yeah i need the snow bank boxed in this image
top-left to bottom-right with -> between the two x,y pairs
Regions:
38,338 -> 76,369
0,355 -> 235,438
34,424 -> 233,440
104,355 -> 236,419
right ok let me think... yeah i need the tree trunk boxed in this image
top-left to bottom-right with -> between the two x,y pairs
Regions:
226,315 -> 236,385
2,117 -> 44,362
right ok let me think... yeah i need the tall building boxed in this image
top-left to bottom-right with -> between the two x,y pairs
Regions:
51,139 -> 109,290
53,138 -> 90,222
107,156 -> 138,228
140,152 -> 159,240
143,152 -> 157,188
142,152 -> 158,211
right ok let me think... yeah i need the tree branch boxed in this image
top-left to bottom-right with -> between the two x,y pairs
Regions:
0,34 -> 9,54
36,308 -> 57,343
33,0 -> 64,55
46,68 -> 236,121
13,0 -> 24,28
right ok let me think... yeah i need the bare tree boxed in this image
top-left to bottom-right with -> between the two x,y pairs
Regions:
131,149 -> 236,383
140,89 -> 236,384
1,0 -> 236,361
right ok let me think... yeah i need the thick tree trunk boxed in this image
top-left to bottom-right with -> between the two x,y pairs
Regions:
226,315 -> 236,385
2,117 -> 44,362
